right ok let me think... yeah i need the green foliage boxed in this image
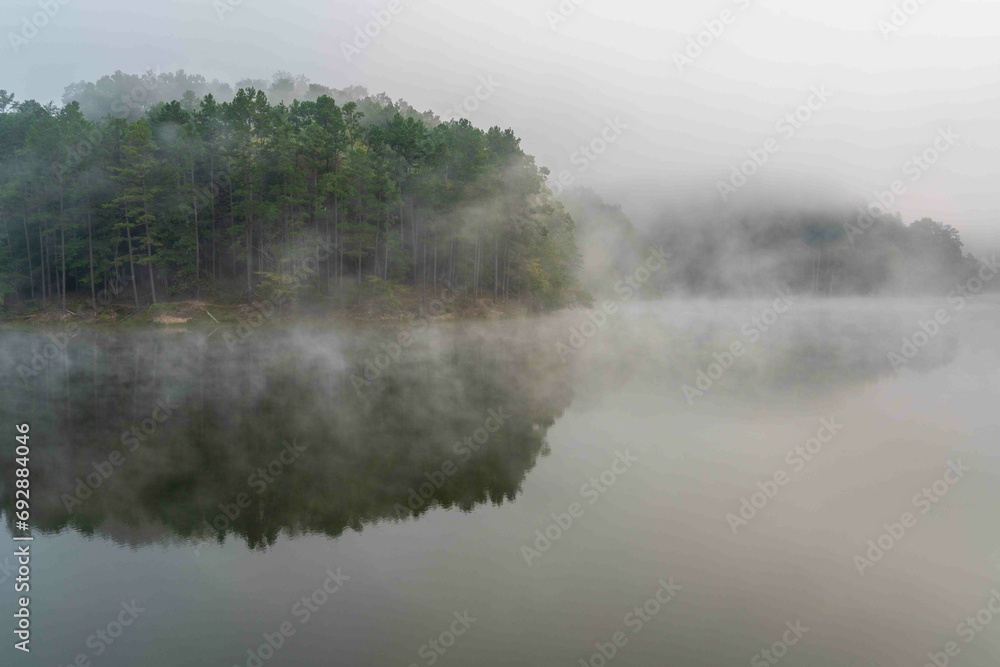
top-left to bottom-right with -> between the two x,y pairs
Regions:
257,271 -> 308,308
0,273 -> 14,310
0,72 -> 585,314
363,275 -> 408,315
10,70 -> 971,312
647,203 -> 981,296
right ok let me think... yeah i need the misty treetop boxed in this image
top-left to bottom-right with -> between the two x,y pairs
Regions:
642,204 -> 984,297
0,71 -> 583,313
560,186 -> 985,299
0,70 -> 987,317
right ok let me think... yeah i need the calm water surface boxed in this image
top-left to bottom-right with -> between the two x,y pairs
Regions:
1,297 -> 999,666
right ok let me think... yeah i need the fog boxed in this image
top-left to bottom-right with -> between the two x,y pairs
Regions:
2,5 -> 1000,664
3,299 -> 999,664
4,0 -> 998,253
0,298 -> 975,549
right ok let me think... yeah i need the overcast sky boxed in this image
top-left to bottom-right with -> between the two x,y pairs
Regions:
4,0 -> 998,252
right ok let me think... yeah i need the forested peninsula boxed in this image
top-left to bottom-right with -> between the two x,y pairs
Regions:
0,71 -> 989,324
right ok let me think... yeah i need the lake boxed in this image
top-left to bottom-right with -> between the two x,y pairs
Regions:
1,296 -> 999,666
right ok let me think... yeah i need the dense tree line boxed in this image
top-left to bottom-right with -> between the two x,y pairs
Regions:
641,202 -> 984,297
560,186 -> 984,298
0,73 -> 582,313
0,323 -> 571,546
0,70 -> 987,316
60,69 -> 376,122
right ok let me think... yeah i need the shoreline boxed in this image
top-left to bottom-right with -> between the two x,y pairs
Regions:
0,293 -> 540,330
4,291 -> 999,330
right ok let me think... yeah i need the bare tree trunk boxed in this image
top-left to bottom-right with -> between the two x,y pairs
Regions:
59,177 -> 66,311
1,212 -> 18,301
211,160 -> 218,280
60,224 -> 66,311
322,194 -> 330,293
87,211 -> 96,312
246,219 -> 253,304
473,227 -> 480,301
142,177 -> 157,305
311,168 -> 321,290
245,174 -> 253,305
38,221 -> 47,308
373,201 -> 381,280
398,193 -> 404,282
192,161 -> 200,300
449,236 -> 455,286
410,197 -> 417,284
228,173 -> 236,281
123,193 -> 140,312
22,210 -> 34,300
335,197 -> 343,294
84,177 -> 96,312
503,243 -> 510,308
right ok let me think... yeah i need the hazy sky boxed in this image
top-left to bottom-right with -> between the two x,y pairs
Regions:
4,0 -> 998,252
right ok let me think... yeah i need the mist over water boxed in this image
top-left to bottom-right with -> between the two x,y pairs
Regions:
2,1 -> 1000,664
2,296 -> 998,665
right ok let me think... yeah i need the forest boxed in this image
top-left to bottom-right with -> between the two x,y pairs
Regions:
0,70 -> 987,318
0,70 -> 581,315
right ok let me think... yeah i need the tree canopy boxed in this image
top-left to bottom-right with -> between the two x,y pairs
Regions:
0,71 -> 985,316
0,76 -> 583,313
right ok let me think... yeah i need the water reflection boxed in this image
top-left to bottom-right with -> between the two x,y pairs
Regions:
0,300 -> 963,550
0,325 -> 576,549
